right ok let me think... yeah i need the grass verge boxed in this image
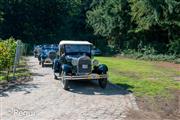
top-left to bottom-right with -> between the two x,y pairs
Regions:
96,56 -> 180,97
0,58 -> 30,83
96,56 -> 180,119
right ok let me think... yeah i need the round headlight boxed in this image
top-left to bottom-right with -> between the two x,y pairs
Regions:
92,59 -> 99,66
72,59 -> 78,66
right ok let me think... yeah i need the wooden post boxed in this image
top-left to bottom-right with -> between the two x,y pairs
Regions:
12,40 -> 21,79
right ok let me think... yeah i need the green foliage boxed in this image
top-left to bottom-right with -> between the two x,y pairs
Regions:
0,0 -> 96,44
87,0 -> 131,49
128,0 -> 180,54
87,0 -> 180,55
0,38 -> 16,79
174,58 -> 180,64
169,38 -> 180,54
0,0 -> 179,55
0,58 -> 30,81
0,38 -> 16,69
129,0 -> 180,31
122,49 -> 178,62
121,41 -> 178,62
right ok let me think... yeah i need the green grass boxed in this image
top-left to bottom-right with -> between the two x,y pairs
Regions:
0,58 -> 30,81
0,71 -> 7,81
96,57 -> 180,97
0,76 -> 5,81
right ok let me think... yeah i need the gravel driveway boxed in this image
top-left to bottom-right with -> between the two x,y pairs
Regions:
1,57 -> 138,120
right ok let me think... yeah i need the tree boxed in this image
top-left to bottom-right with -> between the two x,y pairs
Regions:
0,0 -> 179,54
0,0 -> 71,43
129,0 -> 180,53
87,0 -> 131,50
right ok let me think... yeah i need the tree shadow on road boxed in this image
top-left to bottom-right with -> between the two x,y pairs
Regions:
69,80 -> 134,96
31,72 -> 46,77
0,77 -> 39,97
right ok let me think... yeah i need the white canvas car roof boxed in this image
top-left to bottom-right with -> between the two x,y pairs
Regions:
59,40 -> 92,45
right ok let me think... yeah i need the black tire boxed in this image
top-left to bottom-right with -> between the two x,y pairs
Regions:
54,69 -> 59,80
54,74 -> 58,80
98,78 -> 107,89
52,64 -> 54,69
61,71 -> 69,90
39,61 -> 41,65
42,61 -> 45,67
51,62 -> 54,69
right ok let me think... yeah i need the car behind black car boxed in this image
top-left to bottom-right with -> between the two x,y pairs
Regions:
38,44 -> 58,67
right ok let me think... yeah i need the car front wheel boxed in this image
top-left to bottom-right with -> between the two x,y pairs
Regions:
61,71 -> 69,90
98,77 -> 107,89
42,61 -> 45,67
54,74 -> 58,80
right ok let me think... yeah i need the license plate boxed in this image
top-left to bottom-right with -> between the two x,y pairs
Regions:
88,74 -> 99,79
45,60 -> 51,63
82,64 -> 88,69
92,74 -> 96,79
45,58 -> 52,63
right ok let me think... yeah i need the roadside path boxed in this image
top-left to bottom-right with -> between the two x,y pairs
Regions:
1,56 -> 138,120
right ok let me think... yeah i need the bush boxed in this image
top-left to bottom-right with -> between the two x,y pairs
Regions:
0,38 -> 16,80
122,45 -> 178,62
103,45 -> 119,55
169,38 -> 180,55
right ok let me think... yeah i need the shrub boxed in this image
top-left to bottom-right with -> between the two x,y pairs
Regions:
122,45 -> 178,62
0,38 -> 16,80
169,38 -> 180,55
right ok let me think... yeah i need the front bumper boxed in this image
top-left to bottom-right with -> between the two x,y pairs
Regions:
59,74 -> 108,80
42,58 -> 53,64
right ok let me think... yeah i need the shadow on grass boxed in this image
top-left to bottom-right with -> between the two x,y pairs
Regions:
69,80 -> 134,96
116,83 -> 134,92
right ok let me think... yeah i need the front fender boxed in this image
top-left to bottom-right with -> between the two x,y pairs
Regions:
38,54 -> 41,61
97,64 -> 108,74
41,54 -> 47,60
62,64 -> 72,73
53,59 -> 61,73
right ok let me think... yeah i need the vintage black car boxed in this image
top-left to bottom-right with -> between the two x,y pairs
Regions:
53,40 -> 108,90
39,45 -> 58,67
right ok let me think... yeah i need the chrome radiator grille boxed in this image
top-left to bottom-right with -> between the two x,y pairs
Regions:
48,51 -> 56,60
77,56 -> 91,74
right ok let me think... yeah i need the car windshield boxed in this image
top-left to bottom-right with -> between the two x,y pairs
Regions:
42,47 -> 54,50
42,48 -> 49,50
65,44 -> 91,54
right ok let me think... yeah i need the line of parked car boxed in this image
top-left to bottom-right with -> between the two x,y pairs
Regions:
34,44 -> 59,67
33,40 -> 108,90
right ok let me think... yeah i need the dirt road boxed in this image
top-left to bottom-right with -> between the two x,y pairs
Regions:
1,57 -> 138,120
